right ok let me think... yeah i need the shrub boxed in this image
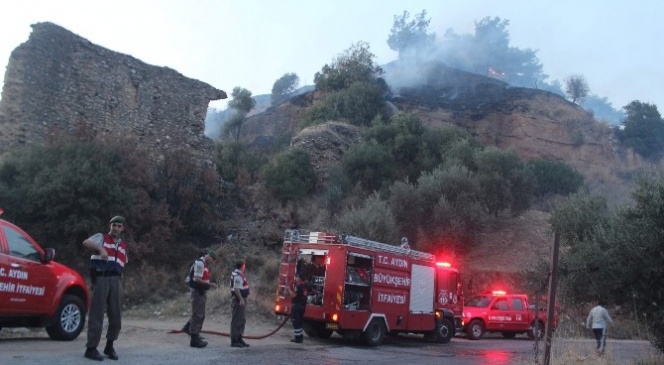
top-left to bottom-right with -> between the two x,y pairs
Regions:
263,148 -> 316,205
337,192 -> 399,243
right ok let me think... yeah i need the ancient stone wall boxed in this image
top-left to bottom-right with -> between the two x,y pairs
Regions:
0,22 -> 226,161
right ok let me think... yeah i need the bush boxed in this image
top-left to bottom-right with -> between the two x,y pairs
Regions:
337,192 -> 399,243
342,141 -> 395,192
263,148 -> 316,205
528,159 -> 584,197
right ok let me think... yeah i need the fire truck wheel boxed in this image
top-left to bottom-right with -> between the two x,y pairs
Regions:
527,321 -> 544,340
424,318 -> 454,344
466,319 -> 485,340
45,294 -> 86,341
362,318 -> 386,347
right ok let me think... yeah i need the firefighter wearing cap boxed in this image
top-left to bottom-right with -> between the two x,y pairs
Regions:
183,250 -> 218,348
230,259 -> 250,347
82,215 -> 128,361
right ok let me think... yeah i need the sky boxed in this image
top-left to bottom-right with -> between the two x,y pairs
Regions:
1,0 -> 663,113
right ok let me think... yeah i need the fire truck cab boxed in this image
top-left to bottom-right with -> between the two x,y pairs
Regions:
274,230 -> 463,346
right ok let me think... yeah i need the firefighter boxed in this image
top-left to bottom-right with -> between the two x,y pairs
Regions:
183,249 -> 218,348
286,272 -> 308,343
230,259 -> 250,347
82,215 -> 128,361
586,298 -> 614,355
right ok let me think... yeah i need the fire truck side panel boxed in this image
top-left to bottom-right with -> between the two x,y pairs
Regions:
409,264 -> 435,313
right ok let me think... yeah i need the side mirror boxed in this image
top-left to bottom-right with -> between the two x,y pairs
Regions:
43,248 -> 56,263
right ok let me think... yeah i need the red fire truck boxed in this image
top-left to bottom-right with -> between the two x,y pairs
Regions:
273,230 -> 463,346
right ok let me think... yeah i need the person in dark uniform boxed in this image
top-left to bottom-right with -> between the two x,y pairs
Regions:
286,272 -> 308,343
183,250 -> 218,348
82,215 -> 128,361
230,259 -> 250,348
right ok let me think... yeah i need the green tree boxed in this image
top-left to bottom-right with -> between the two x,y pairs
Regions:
228,86 -> 256,114
263,148 -> 316,205
337,192 -> 399,243
617,100 -> 664,160
549,190 -> 609,248
528,159 -> 584,197
441,17 -> 545,88
564,74 -> 590,104
271,73 -> 299,106
314,41 -> 386,92
387,10 -> 435,59
474,147 -> 534,216
342,141 -> 395,192
223,87 -> 256,141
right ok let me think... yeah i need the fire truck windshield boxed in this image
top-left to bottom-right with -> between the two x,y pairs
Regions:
465,295 -> 492,308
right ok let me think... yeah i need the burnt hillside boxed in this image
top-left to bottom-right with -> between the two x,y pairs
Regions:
241,61 -> 644,199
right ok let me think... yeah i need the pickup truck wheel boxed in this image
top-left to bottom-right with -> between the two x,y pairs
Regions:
502,331 -> 517,339
45,295 -> 86,341
527,321 -> 544,340
466,319 -> 484,340
362,318 -> 386,346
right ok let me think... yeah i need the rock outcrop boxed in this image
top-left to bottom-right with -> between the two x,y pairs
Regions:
0,22 -> 226,162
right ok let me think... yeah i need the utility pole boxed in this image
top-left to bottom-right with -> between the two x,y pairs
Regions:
543,232 -> 560,365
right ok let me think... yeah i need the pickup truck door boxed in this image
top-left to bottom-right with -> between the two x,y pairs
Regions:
486,297 -> 511,331
0,222 -> 56,315
510,297 -> 529,330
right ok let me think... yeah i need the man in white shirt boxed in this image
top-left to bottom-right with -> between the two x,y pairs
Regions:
586,299 -> 614,354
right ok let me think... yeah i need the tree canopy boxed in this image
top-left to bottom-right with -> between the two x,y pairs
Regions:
271,73 -> 300,106
616,100 -> 664,160
387,10 -> 435,59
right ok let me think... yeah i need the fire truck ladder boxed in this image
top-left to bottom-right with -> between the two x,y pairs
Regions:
341,234 -> 435,262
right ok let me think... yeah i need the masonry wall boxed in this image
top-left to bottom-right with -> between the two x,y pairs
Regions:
0,22 -> 226,161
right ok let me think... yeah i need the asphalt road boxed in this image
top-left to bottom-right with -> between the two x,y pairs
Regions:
0,319 -> 657,365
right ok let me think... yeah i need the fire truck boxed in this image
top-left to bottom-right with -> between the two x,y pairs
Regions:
273,230 -> 463,346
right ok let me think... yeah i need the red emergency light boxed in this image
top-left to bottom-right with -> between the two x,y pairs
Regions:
436,262 -> 451,267
492,290 -> 507,296
326,257 -> 331,265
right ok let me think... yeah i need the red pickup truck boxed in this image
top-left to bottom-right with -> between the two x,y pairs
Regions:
462,291 -> 557,340
0,215 -> 90,340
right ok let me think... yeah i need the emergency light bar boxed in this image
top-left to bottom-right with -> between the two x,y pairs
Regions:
436,262 -> 451,267
492,290 -> 507,296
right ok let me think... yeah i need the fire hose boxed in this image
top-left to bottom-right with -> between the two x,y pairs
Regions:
168,314 -> 291,339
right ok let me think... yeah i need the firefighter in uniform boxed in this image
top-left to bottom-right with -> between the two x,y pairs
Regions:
82,215 -> 128,361
285,272 -> 308,343
183,250 -> 218,348
230,259 -> 250,347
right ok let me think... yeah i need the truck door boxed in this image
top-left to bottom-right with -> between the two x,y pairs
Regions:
510,297 -> 529,330
0,222 -> 56,314
486,296 -> 511,331
0,237 -> 9,312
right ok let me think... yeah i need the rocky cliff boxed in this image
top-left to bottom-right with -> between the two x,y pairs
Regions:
0,22 -> 226,162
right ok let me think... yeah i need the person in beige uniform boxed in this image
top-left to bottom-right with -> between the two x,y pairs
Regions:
230,259 -> 250,348
82,215 -> 128,361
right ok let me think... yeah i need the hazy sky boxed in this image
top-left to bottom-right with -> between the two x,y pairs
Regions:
1,0 -> 663,113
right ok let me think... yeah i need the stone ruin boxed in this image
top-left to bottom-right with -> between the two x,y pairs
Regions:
0,22 -> 226,162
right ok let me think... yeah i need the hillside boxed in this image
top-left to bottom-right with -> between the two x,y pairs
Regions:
236,62 -> 644,281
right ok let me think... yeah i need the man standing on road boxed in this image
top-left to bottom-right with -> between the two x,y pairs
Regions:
230,259 -> 250,348
285,272 -> 308,343
586,298 -> 614,355
82,215 -> 128,361
183,250 -> 218,348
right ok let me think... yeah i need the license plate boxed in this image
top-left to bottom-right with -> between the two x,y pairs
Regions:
326,323 -> 340,330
